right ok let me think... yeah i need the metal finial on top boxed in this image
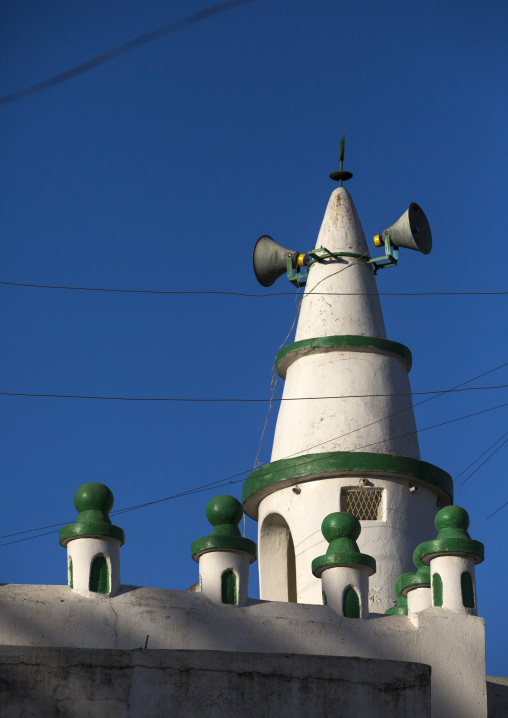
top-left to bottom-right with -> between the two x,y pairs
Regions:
329,128 -> 353,186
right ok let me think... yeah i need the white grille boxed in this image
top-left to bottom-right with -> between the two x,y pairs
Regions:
341,488 -> 383,521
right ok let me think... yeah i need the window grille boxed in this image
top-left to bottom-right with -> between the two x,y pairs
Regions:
341,488 -> 383,521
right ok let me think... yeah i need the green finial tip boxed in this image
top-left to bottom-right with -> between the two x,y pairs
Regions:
330,127 -> 353,184
414,504 -> 484,566
322,511 -> 360,543
74,483 -> 114,514
339,127 -> 346,164
191,495 -> 256,562
312,511 -> 376,577
59,482 -> 124,546
206,495 -> 243,528
435,505 -> 470,532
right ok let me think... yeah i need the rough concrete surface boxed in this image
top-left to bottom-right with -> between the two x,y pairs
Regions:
487,676 -> 508,718
0,585 -> 487,718
0,647 -> 431,718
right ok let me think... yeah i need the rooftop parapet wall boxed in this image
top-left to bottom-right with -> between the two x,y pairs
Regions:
0,585 -> 487,718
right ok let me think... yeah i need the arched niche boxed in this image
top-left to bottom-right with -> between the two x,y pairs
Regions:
259,513 -> 297,602
89,555 -> 109,594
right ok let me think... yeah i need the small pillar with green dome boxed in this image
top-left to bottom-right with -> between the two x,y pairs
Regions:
414,505 -> 484,615
59,483 -> 125,598
311,512 -> 376,618
399,549 -> 431,613
191,495 -> 256,607
384,574 -> 410,615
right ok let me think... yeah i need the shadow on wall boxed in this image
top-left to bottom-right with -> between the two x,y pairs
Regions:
487,677 -> 508,718
259,513 -> 297,602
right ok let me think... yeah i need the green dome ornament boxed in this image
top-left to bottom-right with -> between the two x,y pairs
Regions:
414,505 -> 484,566
385,573 -> 412,615
312,512 -> 376,577
59,483 -> 125,546
191,495 -> 256,563
399,548 -> 431,598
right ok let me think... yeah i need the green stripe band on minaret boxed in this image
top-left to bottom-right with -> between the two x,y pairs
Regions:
276,336 -> 412,379
242,451 -> 452,519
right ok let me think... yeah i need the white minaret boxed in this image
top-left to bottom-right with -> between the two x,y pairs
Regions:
243,182 -> 452,613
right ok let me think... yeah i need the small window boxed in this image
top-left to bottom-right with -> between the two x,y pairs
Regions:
221,570 -> 237,605
461,572 -> 475,609
342,488 -> 383,520
432,573 -> 443,607
343,586 -> 361,618
68,558 -> 73,589
89,555 -> 109,594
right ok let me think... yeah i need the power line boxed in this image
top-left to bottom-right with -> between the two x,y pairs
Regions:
0,0 -> 254,107
1,384 -> 508,402
2,397 -> 508,547
273,361 -> 508,461
454,430 -> 508,490
472,500 -> 508,531
1,281 -> 507,296
2,358 -> 507,544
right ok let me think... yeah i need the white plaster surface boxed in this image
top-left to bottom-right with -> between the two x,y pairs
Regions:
320,566 -> 370,618
66,537 -> 121,598
198,550 -> 250,606
271,349 -> 420,461
257,477 -> 441,612
431,555 -> 477,614
295,187 -> 386,341
258,513 -> 296,602
407,586 -> 432,614
0,585 -> 487,718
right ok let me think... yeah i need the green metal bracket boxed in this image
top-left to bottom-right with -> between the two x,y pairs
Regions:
286,246 -> 369,287
286,255 -> 307,287
367,234 -> 399,274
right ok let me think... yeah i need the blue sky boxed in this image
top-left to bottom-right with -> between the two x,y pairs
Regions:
1,0 -> 507,675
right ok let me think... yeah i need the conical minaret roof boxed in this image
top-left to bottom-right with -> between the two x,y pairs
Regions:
295,187 -> 386,341
270,186 -> 420,463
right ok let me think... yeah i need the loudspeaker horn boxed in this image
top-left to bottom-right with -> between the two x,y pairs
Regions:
384,203 -> 432,255
253,235 -> 300,287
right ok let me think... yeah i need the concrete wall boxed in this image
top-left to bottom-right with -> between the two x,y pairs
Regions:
0,647 -> 431,718
487,676 -> 508,718
0,585 -> 487,718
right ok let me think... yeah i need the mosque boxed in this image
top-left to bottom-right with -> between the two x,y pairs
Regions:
0,161 -> 505,717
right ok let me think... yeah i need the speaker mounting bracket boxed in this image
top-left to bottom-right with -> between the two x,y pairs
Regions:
286,246 -> 370,287
367,233 -> 399,274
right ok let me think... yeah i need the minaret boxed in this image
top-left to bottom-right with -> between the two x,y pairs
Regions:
243,155 -> 452,613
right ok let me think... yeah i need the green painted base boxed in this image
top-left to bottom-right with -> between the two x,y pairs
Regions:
242,450 -> 452,519
415,538 -> 484,565
312,552 -> 376,577
191,535 -> 257,563
385,605 -> 408,616
276,335 -> 412,378
59,522 -> 125,546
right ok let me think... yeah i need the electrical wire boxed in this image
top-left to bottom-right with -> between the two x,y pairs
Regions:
472,501 -> 508,531
453,430 -> 508,482
270,361 -> 508,462
1,358 -> 507,543
1,281 -> 507,296
0,0 -> 254,107
454,433 -> 508,491
2,359 -> 508,540
1,384 -> 507,402
2,396 -> 508,547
